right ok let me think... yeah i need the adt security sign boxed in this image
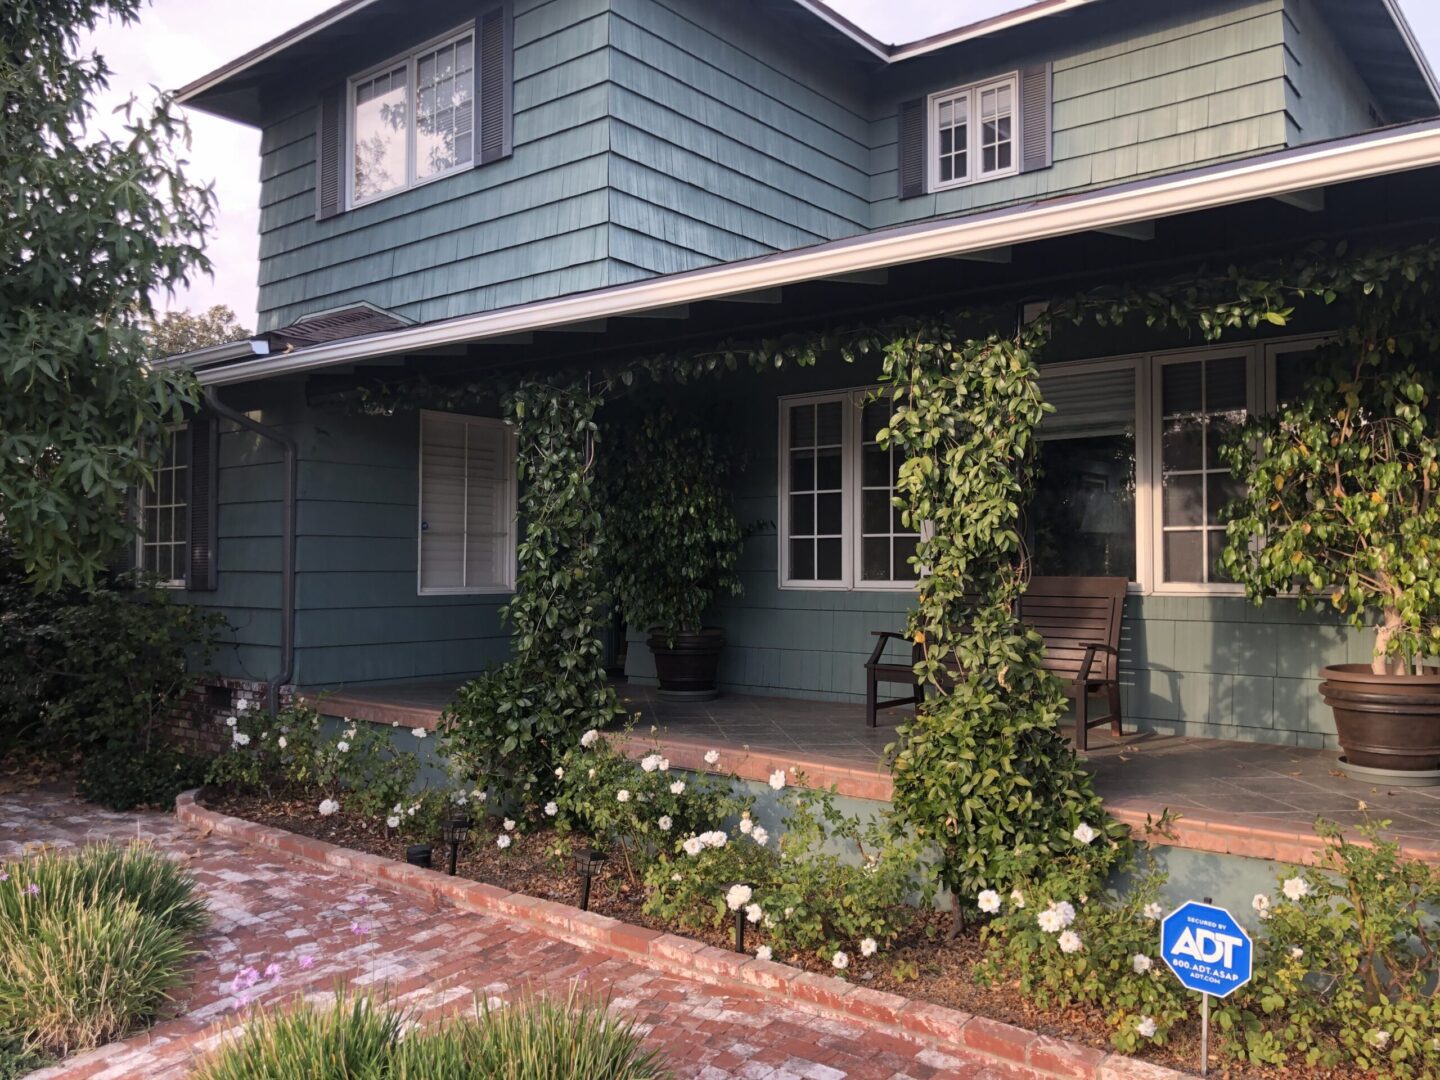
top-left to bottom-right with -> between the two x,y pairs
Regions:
1161,901 -> 1252,997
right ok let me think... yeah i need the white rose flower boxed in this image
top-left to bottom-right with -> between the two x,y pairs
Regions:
657,815 -> 672,831
544,802 -> 558,817
671,872 -> 682,882
831,951 -> 849,970
503,818 -> 516,832
236,699 -> 250,713
1369,1029 -> 1391,1049
738,816 -> 753,835
386,815 -> 400,829
977,889 -> 1001,914
589,768 -> 597,780
617,789 -> 631,803
318,798 -> 339,817
411,727 -> 427,738
1136,1016 -> 1158,1039
476,791 -> 487,803
750,827 -> 768,846
1037,909 -> 1064,934
1290,946 -> 1304,960
1142,902 -> 1164,921
496,834 -> 511,849
704,750 -> 721,765
1051,900 -> 1076,927
768,770 -> 786,791
755,945 -> 772,962
580,729 -> 599,748
232,731 -> 251,747
277,736 -> 287,749
226,716 -> 238,728
860,937 -> 878,958
336,741 -> 349,753
702,831 -> 727,849
641,754 -> 663,773
657,758 -> 670,772
746,903 -> 764,924
554,767 -> 565,779
1282,877 -> 1310,901
1058,930 -> 1083,954
682,837 -> 704,856
669,780 -> 686,795
1073,823 -> 1099,845
1010,889 -> 1025,909
392,720 -> 400,727
725,884 -> 753,911
1131,954 -> 1152,974
1252,893 -> 1271,919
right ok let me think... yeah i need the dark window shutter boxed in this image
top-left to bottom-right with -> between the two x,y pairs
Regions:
477,4 -> 513,165
187,415 -> 219,592
316,83 -> 346,220
1020,63 -> 1054,173
897,97 -> 926,199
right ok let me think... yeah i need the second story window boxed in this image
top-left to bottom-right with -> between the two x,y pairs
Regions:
927,74 -> 1019,191
350,28 -> 475,206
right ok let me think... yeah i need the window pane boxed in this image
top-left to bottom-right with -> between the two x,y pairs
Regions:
816,492 -> 842,535
893,535 -> 919,581
1164,531 -> 1204,583
1207,474 -> 1245,526
815,447 -> 842,490
1208,530 -> 1234,583
790,539 -> 814,580
1163,473 -> 1203,527
816,538 -> 843,580
1029,434 -> 1137,579
1206,413 -> 1244,468
815,401 -> 842,445
1276,349 -> 1319,404
354,65 -> 408,201
862,446 -> 889,486
1207,356 -> 1247,411
790,404 -> 815,448
789,494 -> 814,536
1162,417 -> 1203,471
1162,361 -> 1203,415
862,490 -> 890,533
996,141 -> 1011,170
862,538 -> 890,581
416,35 -> 475,180
789,450 -> 814,493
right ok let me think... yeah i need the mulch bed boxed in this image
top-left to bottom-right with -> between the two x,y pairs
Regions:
207,787 -> 1365,1080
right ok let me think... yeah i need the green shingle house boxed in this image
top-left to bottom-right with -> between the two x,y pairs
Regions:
160,0 -> 1440,758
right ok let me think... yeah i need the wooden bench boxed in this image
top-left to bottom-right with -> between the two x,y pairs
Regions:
863,575 -> 1128,751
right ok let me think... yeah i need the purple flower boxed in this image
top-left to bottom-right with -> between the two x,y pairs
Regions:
241,966 -> 260,988
233,993 -> 251,1011
350,921 -> 368,936
263,962 -> 282,979
25,883 -> 39,896
354,894 -> 370,906
298,955 -> 316,970
0,871 -> 9,882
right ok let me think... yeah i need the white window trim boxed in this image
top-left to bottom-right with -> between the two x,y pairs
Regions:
1038,333 -> 1334,596
776,386 -> 921,592
136,422 -> 189,590
416,410 -> 518,596
927,72 -> 1021,193
347,23 -> 476,211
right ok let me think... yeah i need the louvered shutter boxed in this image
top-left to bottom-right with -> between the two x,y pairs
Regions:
419,414 -> 513,592
315,83 -> 347,220
476,3 -> 513,165
186,414 -> 219,591
1020,63 -> 1053,173
1038,367 -> 1137,440
897,97 -> 926,199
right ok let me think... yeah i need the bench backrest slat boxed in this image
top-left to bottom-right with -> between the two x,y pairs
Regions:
1019,575 -> 1127,684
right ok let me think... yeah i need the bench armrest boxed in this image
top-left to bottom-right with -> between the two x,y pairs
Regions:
867,630 -> 914,667
1076,641 -> 1117,682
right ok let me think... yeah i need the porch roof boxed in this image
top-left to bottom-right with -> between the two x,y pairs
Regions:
302,679 -> 1440,869
165,117 -> 1440,389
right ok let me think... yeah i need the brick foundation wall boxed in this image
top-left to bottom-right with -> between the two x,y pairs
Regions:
164,678 -> 288,757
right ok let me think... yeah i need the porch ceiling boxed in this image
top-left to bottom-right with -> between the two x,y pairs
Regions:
302,679 -> 1440,868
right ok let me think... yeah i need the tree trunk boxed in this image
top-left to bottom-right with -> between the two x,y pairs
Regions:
1372,608 -> 1409,676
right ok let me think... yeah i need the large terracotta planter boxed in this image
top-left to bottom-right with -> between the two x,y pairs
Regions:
647,628 -> 724,701
1319,664 -> 1440,786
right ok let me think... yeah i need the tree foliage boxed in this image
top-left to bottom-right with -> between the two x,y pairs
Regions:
145,305 -> 249,359
1,0 -> 213,591
599,406 -> 746,640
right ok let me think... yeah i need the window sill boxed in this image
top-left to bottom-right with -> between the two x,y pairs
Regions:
930,166 -> 1019,193
417,587 -> 515,597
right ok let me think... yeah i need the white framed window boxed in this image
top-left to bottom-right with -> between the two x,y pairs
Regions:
350,26 -> 475,208
1031,335 -> 1329,594
418,411 -> 517,595
136,425 -> 188,588
778,389 -> 921,591
928,73 -> 1018,191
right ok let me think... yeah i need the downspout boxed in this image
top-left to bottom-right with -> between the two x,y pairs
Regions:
203,387 -> 298,716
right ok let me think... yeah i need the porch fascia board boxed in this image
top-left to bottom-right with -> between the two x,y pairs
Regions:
195,119 -> 1440,389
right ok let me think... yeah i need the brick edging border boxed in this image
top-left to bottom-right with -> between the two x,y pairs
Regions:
176,791 -> 1190,1080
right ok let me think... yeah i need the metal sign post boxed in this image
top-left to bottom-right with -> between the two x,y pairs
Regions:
1161,898 -> 1252,1078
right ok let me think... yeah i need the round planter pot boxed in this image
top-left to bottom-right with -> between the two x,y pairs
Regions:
1319,664 -> 1440,785
647,628 -> 725,701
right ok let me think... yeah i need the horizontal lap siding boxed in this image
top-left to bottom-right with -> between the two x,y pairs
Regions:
292,408 -> 511,688
870,0 -> 1291,229
254,0 -> 617,331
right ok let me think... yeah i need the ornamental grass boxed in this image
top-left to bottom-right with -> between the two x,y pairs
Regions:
0,843 -> 206,1059
196,988 -> 670,1080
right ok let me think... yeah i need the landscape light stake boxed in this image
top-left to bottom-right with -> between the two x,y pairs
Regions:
733,883 -> 753,954
574,848 -> 608,912
441,816 -> 472,876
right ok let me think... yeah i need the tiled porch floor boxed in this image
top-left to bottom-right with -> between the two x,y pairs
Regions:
307,678 -> 1440,866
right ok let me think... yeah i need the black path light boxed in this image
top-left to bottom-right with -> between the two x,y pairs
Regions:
733,883 -> 754,954
441,815 -> 472,876
574,847 -> 608,912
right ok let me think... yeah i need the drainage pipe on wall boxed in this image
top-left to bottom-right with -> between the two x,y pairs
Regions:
203,387 -> 297,716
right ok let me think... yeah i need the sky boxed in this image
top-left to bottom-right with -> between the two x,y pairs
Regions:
80,0 -> 1440,330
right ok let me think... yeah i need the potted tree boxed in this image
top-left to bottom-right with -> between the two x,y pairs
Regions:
1221,339 -> 1440,784
601,406 -> 746,699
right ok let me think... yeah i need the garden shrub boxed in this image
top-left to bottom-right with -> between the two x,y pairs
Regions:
0,843 -> 205,1058
77,742 -> 210,812
195,989 -> 670,1080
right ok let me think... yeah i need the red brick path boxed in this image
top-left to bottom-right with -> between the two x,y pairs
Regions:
3,789 -> 1009,1080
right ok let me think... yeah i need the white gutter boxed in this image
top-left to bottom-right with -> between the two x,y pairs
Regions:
158,338 -> 270,371
197,120 -> 1440,388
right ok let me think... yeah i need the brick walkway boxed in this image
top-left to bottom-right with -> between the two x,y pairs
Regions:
3,788 -> 1002,1080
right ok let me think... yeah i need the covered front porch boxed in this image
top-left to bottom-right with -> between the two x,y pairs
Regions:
305,677 -> 1440,867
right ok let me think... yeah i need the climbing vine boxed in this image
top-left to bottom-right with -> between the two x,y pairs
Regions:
439,379 -> 620,809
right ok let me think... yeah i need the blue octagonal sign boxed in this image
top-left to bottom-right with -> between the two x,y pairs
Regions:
1160,901 -> 1252,998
